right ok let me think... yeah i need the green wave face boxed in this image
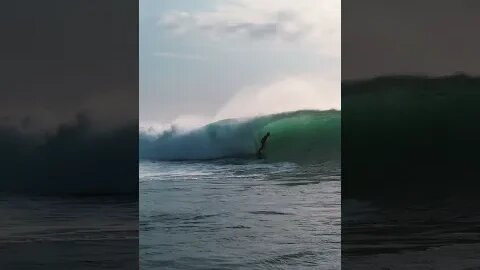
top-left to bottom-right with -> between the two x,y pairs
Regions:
255,110 -> 340,162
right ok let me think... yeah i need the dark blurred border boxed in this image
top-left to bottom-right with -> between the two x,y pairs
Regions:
0,1 -> 138,269
342,1 -> 480,269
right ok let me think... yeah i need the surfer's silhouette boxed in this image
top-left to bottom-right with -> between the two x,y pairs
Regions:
256,132 -> 270,158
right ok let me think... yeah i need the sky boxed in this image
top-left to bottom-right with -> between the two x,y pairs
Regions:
342,0 -> 480,80
140,0 -> 341,125
0,1 -> 138,133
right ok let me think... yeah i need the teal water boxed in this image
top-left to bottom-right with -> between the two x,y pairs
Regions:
140,160 -> 340,270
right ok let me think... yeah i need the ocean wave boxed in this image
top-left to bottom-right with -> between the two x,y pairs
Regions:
140,110 -> 340,162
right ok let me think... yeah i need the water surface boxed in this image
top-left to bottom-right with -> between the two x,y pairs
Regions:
140,159 -> 340,270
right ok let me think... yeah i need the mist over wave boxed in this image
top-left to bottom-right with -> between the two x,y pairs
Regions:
213,77 -> 340,120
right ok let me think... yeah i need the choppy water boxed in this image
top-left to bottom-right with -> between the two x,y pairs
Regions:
0,195 -> 138,270
140,159 -> 340,270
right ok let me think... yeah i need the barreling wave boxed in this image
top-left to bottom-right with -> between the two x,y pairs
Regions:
140,110 -> 340,162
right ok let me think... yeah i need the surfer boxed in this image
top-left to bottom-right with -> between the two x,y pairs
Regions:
256,132 -> 270,158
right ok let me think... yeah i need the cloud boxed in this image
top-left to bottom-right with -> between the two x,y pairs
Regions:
160,0 -> 340,57
154,51 -> 207,61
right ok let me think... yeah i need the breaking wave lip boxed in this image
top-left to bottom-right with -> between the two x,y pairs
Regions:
140,110 -> 341,163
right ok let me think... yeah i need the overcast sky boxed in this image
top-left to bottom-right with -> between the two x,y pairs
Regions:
0,1 -> 138,132
140,0 -> 341,125
342,0 -> 480,80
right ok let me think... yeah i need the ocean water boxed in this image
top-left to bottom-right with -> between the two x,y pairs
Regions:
0,195 -> 138,270
342,199 -> 480,270
140,159 -> 340,270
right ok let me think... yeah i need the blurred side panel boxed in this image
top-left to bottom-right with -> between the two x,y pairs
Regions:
0,1 -> 139,269
342,0 -> 480,269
